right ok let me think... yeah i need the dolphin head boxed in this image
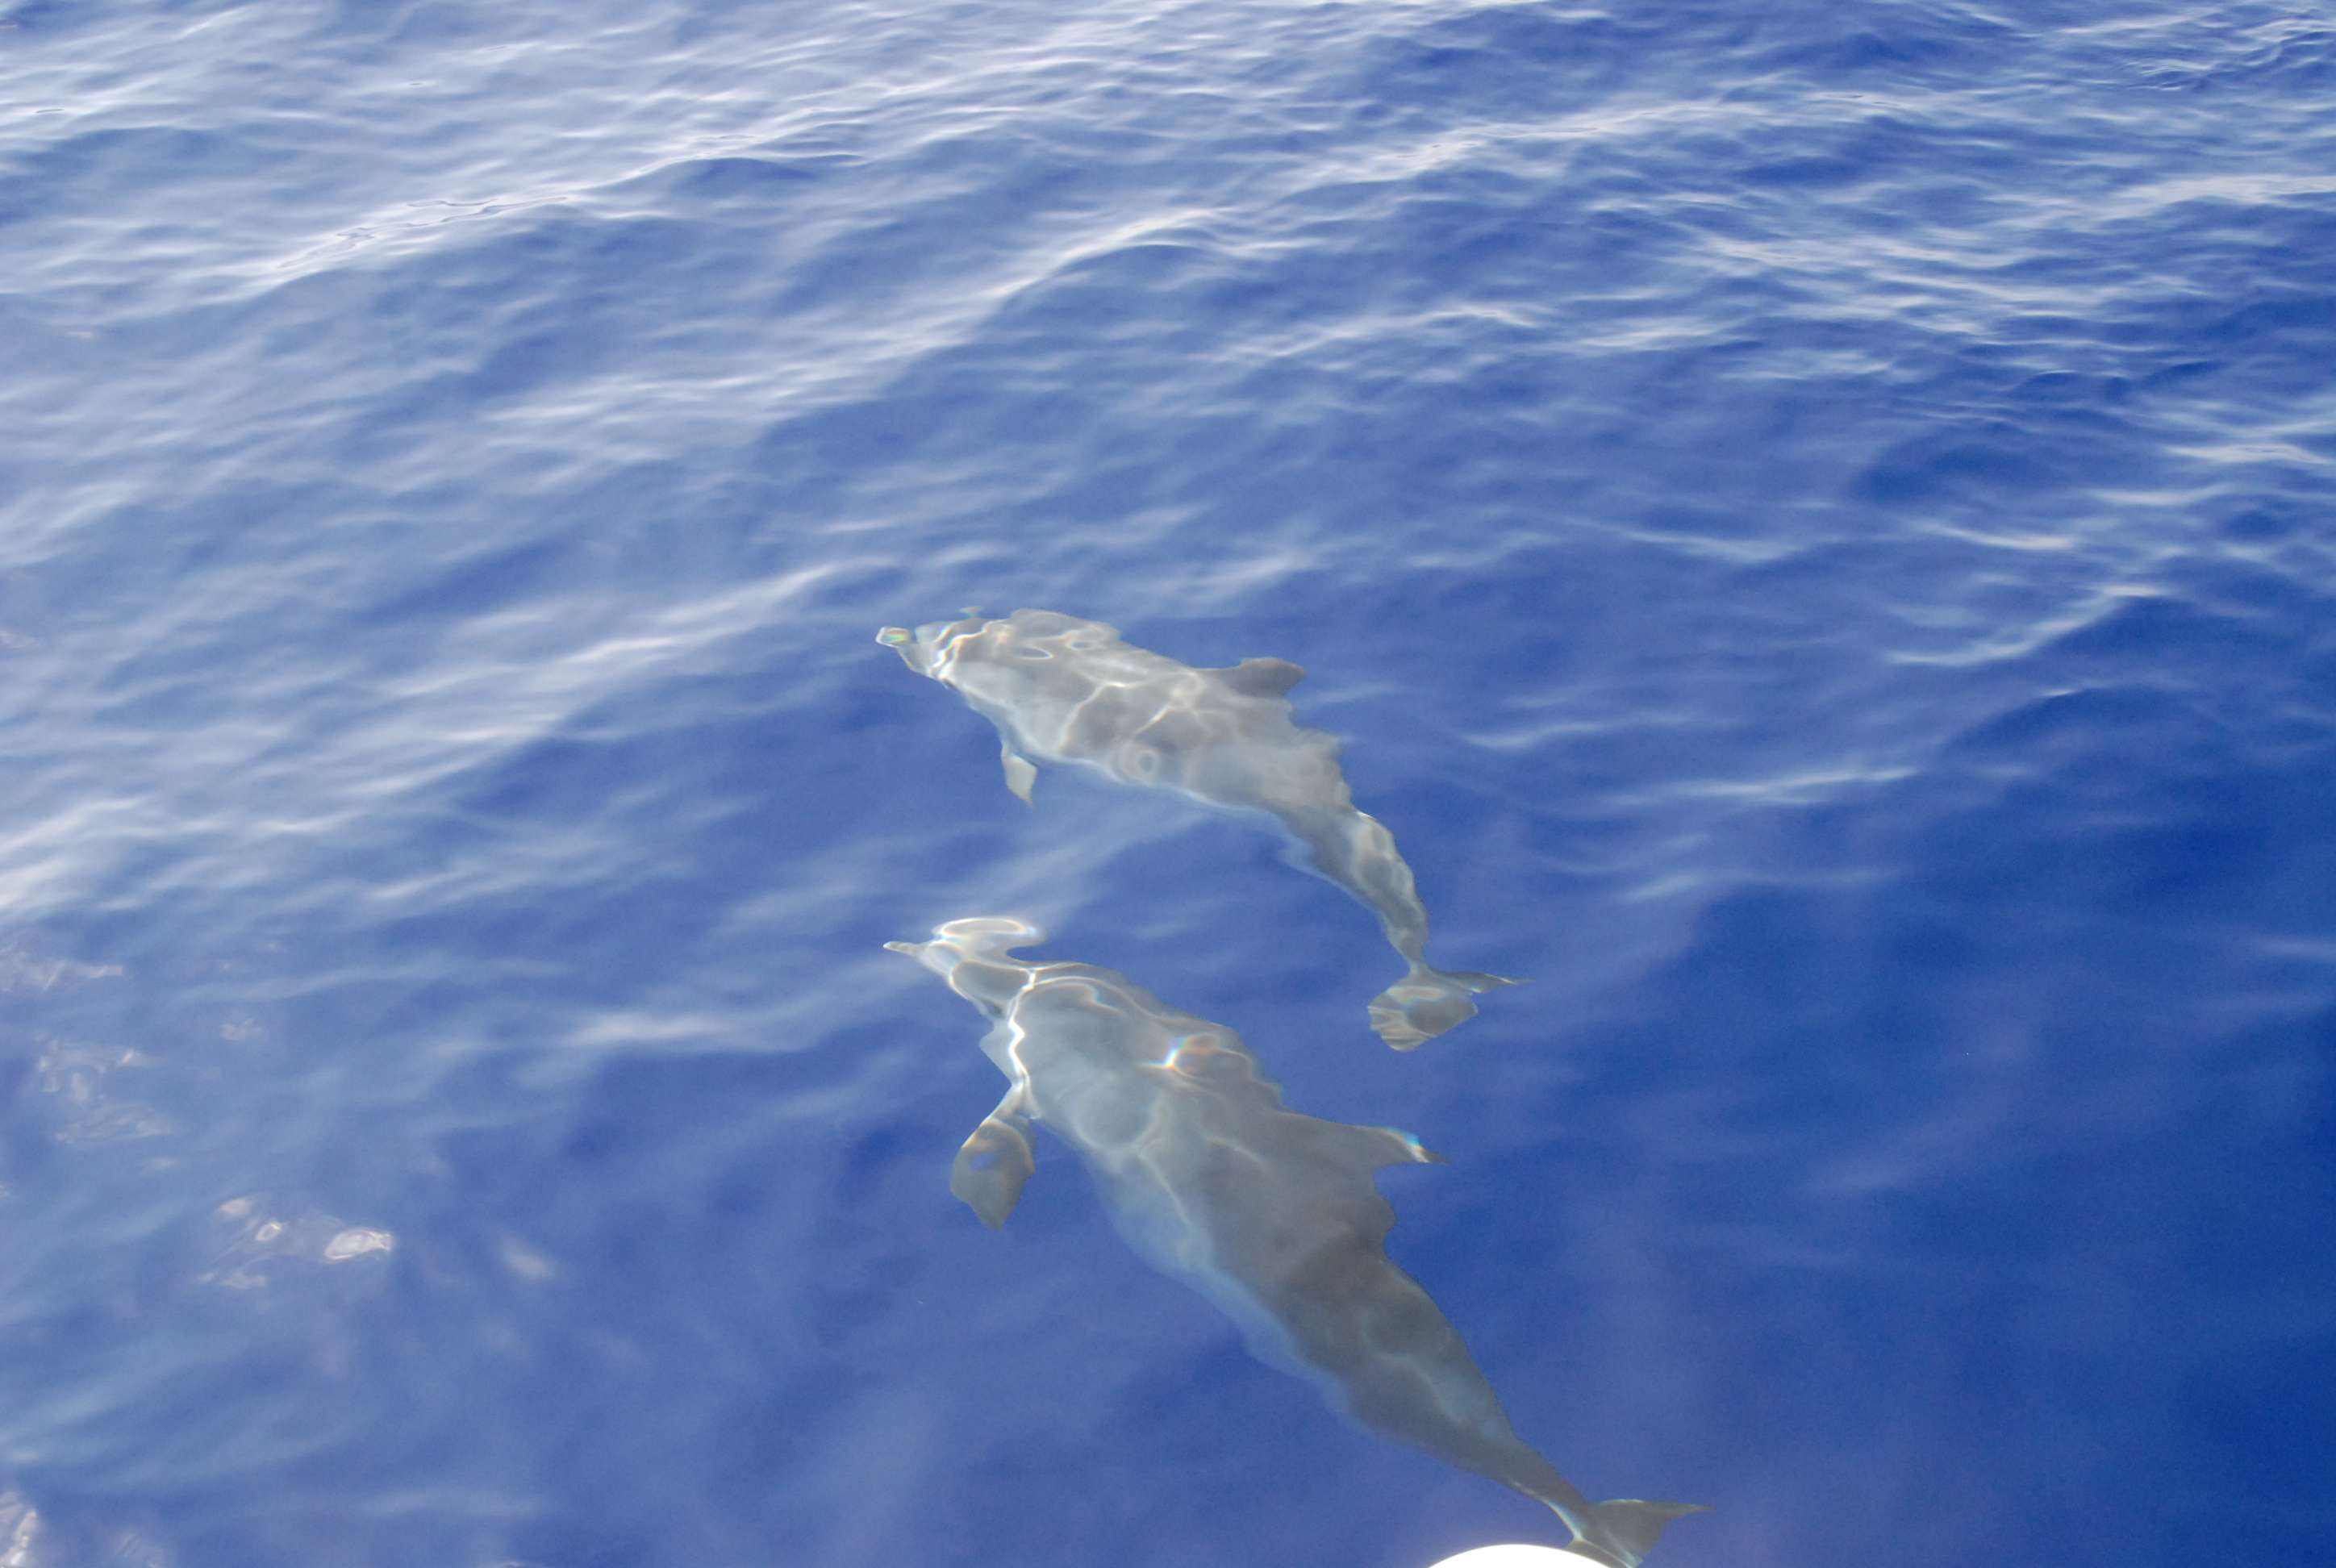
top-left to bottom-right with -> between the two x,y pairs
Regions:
885,916 -> 1044,1015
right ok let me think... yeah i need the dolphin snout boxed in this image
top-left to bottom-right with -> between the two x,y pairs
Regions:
876,624 -> 929,673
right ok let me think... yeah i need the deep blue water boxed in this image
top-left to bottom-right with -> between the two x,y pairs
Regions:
5,2 -> 2334,1565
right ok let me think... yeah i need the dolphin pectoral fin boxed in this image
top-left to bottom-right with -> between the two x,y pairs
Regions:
999,739 -> 1038,805
950,1099 -> 1037,1227
1220,656 -> 1306,698
1367,965 -> 1529,1050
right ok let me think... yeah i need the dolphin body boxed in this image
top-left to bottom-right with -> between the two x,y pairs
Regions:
886,917 -> 1703,1568
878,609 -> 1522,1049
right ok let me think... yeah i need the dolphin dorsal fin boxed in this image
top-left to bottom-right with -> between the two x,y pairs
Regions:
1220,657 -> 1305,698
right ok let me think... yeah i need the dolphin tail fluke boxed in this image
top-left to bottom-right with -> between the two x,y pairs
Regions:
1366,965 -> 1527,1050
1563,1499 -> 1708,1568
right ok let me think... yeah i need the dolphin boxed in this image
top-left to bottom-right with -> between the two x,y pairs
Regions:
886,917 -> 1704,1567
878,609 -> 1522,1049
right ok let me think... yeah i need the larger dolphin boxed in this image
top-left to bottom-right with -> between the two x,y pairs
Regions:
886,917 -> 1703,1567
878,609 -> 1522,1049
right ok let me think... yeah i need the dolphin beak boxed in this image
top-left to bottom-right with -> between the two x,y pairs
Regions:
885,937 -> 955,982
877,625 -> 934,675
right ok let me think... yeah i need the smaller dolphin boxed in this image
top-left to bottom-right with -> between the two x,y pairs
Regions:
878,609 -> 1521,1049
887,917 -> 1703,1567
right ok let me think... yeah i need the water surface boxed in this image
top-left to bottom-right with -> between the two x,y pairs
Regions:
3,2 -> 2333,1565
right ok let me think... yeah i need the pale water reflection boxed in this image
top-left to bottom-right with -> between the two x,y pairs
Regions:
32,1042 -> 170,1146
0,1488 -> 171,1568
198,1196 -> 395,1291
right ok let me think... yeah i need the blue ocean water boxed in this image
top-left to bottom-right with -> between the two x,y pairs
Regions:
4,1 -> 2333,1564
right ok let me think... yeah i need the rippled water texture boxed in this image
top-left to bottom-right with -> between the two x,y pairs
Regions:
3,2 -> 2333,1565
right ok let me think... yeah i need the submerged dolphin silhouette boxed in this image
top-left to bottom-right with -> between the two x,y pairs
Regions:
886,917 -> 1704,1567
878,609 -> 1522,1049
